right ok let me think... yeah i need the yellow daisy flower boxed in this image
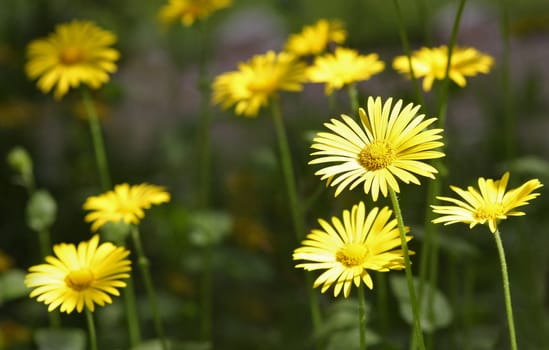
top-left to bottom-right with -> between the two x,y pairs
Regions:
284,19 -> 347,57
25,20 -> 120,100
157,0 -> 232,27
212,50 -> 306,117
24,235 -> 131,314
432,172 -> 543,233
83,183 -> 171,232
293,201 -> 411,298
307,47 -> 385,95
393,45 -> 494,91
310,96 -> 445,200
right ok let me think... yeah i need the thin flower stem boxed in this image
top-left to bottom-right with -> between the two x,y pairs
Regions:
270,98 -> 323,341
499,0 -> 516,159
86,309 -> 98,350
123,277 -> 142,347
392,0 -> 425,107
130,226 -> 168,350
358,282 -> 367,350
200,245 -> 213,342
388,188 -> 426,350
493,229 -> 518,350
81,88 -> 111,190
417,1 -> 466,345
348,83 -> 359,114
196,20 -> 212,208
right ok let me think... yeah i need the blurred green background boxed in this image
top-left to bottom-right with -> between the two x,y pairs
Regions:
1,0 -> 549,349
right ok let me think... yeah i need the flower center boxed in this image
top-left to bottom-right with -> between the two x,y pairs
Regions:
247,74 -> 278,94
473,202 -> 504,221
59,46 -> 85,65
357,141 -> 395,171
335,243 -> 369,267
65,268 -> 94,291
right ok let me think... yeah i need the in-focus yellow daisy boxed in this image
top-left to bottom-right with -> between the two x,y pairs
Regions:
293,201 -> 410,298
157,0 -> 231,27
26,20 -> 120,100
307,47 -> 385,95
24,235 -> 131,313
310,96 -> 445,200
284,19 -> 347,57
83,183 -> 171,232
393,46 -> 494,91
212,50 -> 306,117
432,172 -> 542,233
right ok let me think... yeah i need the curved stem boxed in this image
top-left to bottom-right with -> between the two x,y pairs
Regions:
270,98 -> 323,340
122,277 -> 142,347
85,309 -> 98,350
81,88 -> 111,190
388,188 -> 426,350
131,226 -> 168,350
358,282 -> 367,350
493,229 -> 518,350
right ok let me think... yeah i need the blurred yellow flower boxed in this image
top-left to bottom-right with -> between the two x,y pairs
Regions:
432,172 -> 542,233
307,47 -> 385,95
83,183 -> 170,232
25,20 -> 119,100
24,235 -> 131,314
157,0 -> 231,27
393,46 -> 494,91
285,19 -> 346,57
293,202 -> 410,298
310,96 -> 445,200
212,50 -> 306,117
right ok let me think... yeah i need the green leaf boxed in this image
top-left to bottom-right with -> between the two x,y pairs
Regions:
132,339 -> 211,350
34,328 -> 86,350
0,269 -> 28,304
26,190 -> 57,232
390,275 -> 453,333
187,210 -> 232,246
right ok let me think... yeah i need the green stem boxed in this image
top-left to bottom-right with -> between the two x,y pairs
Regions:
493,229 -> 518,350
81,88 -> 111,190
196,20 -> 212,208
358,282 -> 367,350
85,309 -> 98,350
499,0 -> 515,159
392,0 -> 425,107
348,83 -> 359,114
131,226 -> 168,350
122,277 -> 142,347
200,245 -> 213,342
270,98 -> 323,340
388,188 -> 426,350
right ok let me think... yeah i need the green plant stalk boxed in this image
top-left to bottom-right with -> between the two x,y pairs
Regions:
348,83 -> 359,114
388,188 -> 425,350
358,282 -> 367,350
86,309 -> 98,350
200,245 -> 213,342
131,226 -> 168,350
270,98 -> 323,339
493,229 -> 518,350
392,0 -> 425,107
499,0 -> 516,159
122,277 -> 142,347
196,20 -> 212,209
81,88 -> 112,190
